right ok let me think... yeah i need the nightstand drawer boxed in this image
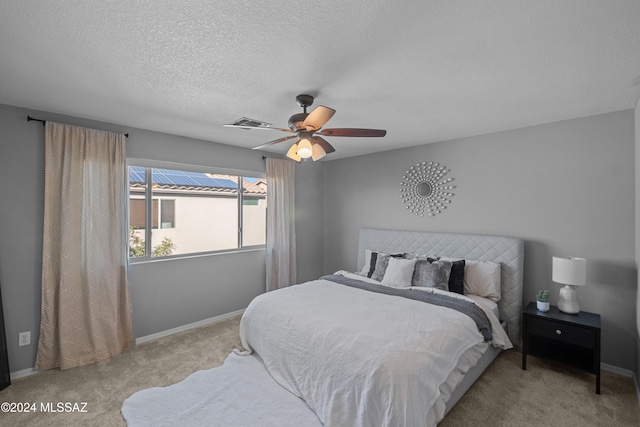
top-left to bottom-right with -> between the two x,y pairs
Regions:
527,317 -> 595,348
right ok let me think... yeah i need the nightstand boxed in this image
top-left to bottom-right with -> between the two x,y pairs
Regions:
522,301 -> 601,394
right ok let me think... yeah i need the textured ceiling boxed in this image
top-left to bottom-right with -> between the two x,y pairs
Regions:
1,1 -> 640,160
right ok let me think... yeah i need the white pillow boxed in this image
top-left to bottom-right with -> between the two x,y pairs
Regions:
463,260 -> 501,302
381,257 -> 417,288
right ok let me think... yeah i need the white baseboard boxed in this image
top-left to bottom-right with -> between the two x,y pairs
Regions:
10,367 -> 38,380
601,363 -> 639,408
601,362 -> 633,377
135,309 -> 245,345
9,309 -> 245,380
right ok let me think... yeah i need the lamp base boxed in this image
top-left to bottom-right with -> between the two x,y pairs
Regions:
558,285 -> 579,314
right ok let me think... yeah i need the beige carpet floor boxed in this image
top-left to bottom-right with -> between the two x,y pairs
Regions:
1,315 -> 638,426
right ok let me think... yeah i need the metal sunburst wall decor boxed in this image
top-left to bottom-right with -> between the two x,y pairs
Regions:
399,161 -> 455,216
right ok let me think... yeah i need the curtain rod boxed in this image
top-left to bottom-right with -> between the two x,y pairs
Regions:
27,116 -> 129,138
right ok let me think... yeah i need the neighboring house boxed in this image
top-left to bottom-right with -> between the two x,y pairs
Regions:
128,167 -> 267,256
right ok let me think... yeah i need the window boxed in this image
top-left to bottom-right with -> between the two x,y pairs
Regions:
128,165 -> 266,259
129,199 -> 175,229
160,199 -> 175,229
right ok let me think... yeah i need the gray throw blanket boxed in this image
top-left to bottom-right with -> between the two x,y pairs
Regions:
321,274 -> 493,342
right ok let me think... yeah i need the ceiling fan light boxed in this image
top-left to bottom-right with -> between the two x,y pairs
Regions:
286,143 -> 301,162
297,138 -> 313,159
311,142 -> 326,161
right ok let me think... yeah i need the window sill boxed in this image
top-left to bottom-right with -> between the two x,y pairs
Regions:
128,246 -> 265,264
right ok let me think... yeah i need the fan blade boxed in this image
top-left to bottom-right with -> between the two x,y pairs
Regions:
224,124 -> 293,133
318,128 -> 386,137
311,136 -> 335,153
303,106 -> 336,130
252,135 -> 298,150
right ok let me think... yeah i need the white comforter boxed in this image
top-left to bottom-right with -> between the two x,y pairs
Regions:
239,273 -> 511,427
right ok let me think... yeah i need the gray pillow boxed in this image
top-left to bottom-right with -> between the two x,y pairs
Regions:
412,259 -> 453,290
368,252 -> 403,280
371,254 -> 391,281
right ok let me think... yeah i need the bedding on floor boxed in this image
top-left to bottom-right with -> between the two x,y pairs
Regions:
121,352 -> 322,427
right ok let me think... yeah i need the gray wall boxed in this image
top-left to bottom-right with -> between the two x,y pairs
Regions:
323,110 -> 637,371
294,160 -> 325,284
0,103 -> 323,372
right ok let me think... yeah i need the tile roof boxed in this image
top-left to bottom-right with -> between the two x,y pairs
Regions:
129,166 -> 266,195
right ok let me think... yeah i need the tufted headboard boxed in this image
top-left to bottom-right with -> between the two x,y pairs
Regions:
358,228 -> 524,343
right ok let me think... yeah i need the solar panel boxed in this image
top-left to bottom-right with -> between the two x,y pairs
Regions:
129,166 -> 247,190
210,178 -> 238,188
144,168 -> 238,189
128,166 -> 146,183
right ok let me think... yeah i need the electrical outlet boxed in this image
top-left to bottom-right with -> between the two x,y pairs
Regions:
18,331 -> 30,347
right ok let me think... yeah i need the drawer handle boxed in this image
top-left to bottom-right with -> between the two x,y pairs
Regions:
556,329 -> 562,335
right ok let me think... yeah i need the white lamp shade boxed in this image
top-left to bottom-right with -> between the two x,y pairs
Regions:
297,139 -> 313,158
552,257 -> 586,287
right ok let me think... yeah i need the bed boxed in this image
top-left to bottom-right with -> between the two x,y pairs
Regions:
122,228 -> 524,427
240,228 -> 524,426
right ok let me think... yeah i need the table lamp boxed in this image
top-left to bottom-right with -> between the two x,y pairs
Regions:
552,256 -> 586,314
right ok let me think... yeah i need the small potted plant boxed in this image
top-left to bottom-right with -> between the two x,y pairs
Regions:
536,290 -> 550,312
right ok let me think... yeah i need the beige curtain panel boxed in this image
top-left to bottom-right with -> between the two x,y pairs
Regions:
265,157 -> 296,292
35,122 -> 134,371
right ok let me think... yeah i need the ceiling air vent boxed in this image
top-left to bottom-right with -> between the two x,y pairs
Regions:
225,117 -> 272,129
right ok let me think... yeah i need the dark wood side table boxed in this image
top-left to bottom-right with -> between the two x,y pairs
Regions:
522,301 -> 601,394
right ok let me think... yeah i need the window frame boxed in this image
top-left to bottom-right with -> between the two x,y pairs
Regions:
127,160 -> 266,263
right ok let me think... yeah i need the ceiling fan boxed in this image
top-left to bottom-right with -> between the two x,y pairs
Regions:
224,94 -> 386,161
